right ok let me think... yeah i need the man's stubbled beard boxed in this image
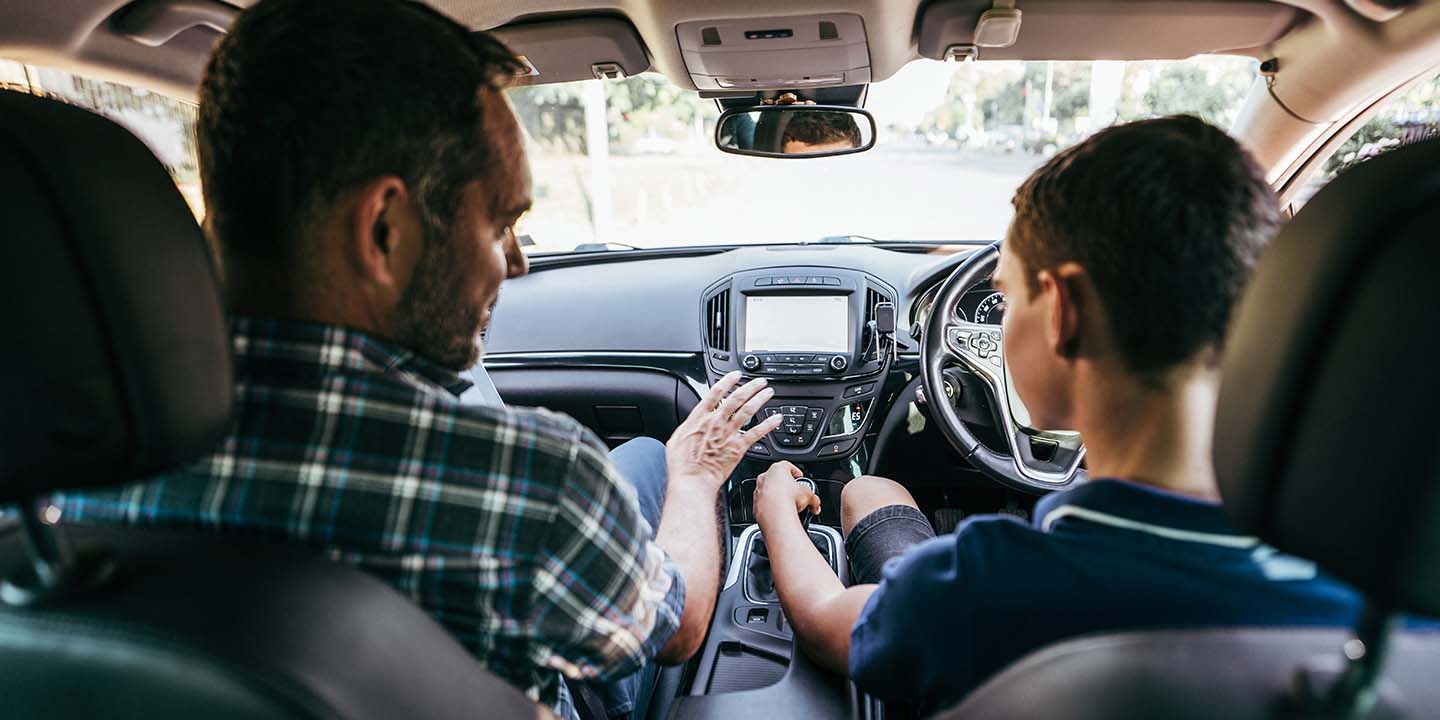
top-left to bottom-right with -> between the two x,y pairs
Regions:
393,224 -> 482,372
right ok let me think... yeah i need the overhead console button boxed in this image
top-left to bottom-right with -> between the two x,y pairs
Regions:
755,277 -> 772,287
823,277 -> 842,286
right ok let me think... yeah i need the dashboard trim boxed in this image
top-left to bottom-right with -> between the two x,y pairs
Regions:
483,351 -> 712,399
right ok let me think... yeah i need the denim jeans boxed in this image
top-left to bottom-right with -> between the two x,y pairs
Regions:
593,437 -> 669,720
843,504 -> 937,585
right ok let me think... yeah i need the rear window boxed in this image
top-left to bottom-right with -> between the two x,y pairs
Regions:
1,59 -> 202,220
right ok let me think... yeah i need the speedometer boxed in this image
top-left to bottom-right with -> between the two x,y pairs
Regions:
973,292 -> 1006,324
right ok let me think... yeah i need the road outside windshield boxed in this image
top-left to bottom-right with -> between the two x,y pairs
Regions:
508,57 -> 1258,254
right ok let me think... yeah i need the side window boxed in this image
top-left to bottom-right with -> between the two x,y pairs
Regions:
1291,70 -> 1440,211
0,59 -> 203,220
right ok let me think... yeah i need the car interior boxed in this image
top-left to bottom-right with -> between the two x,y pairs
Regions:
1,0 -> 1439,718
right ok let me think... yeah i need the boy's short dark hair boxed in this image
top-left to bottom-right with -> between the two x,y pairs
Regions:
783,111 -> 862,148
198,0 -> 523,271
1007,115 -> 1279,376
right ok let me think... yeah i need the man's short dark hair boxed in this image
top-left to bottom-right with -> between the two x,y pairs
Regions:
783,111 -> 862,148
198,0 -> 523,271
1008,115 -> 1279,376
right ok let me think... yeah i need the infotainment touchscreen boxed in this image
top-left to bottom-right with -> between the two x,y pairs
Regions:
744,295 -> 848,352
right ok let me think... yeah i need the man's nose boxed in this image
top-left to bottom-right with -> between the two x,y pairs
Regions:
505,233 -> 529,279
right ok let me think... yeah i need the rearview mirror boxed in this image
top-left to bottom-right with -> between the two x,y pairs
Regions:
715,106 -> 876,159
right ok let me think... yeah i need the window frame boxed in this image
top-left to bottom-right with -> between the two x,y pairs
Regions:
1274,65 -> 1440,213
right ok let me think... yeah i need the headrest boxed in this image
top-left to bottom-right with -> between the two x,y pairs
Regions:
0,91 -> 231,503
1215,137 -> 1440,617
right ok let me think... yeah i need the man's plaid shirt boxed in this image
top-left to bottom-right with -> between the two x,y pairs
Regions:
54,315 -> 685,717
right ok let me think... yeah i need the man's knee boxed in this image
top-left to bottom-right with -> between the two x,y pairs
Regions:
841,475 -> 918,536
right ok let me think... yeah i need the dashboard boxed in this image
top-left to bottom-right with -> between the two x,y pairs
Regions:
482,243 -> 995,462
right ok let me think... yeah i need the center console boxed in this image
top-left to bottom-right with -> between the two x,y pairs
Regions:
701,267 -> 896,463
655,268 -> 896,719
658,474 -> 882,720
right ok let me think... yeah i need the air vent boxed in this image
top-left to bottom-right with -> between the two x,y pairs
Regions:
865,287 -> 890,327
706,290 -> 731,351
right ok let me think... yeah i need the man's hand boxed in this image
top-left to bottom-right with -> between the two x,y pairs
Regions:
754,461 -> 821,530
665,371 -> 783,492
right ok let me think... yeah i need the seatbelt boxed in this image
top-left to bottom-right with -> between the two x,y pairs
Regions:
460,363 -> 506,407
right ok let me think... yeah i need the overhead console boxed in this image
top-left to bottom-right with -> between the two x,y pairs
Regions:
675,13 -> 871,91
701,267 -> 895,462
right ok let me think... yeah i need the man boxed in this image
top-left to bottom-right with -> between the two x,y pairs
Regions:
753,116 -> 1373,712
53,1 -> 783,718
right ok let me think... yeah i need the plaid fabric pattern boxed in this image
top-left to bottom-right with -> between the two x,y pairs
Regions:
54,315 -> 684,718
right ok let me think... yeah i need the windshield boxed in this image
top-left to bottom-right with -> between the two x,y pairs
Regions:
507,57 -> 1258,254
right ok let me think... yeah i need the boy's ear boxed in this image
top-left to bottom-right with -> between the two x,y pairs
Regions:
1046,262 -> 1088,360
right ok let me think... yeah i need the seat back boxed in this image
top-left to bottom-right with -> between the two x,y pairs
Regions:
937,138 -> 1440,719
0,90 -> 548,719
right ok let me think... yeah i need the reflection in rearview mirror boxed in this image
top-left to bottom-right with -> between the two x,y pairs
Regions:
716,106 -> 877,159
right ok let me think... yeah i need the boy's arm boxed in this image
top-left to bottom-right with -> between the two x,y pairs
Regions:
753,461 -> 877,675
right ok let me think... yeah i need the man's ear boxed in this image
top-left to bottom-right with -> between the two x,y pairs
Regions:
346,176 -> 423,295
1040,262 -> 1087,360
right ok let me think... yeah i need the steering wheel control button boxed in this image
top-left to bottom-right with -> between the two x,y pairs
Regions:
828,355 -> 849,372
741,354 -> 762,371
988,356 -> 1002,367
818,438 -> 859,457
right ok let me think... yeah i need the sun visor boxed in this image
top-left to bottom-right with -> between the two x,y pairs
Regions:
918,0 -> 1303,61
676,14 -> 871,92
490,17 -> 650,85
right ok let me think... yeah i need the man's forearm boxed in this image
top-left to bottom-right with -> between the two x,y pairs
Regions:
763,512 -> 877,675
653,478 -> 724,663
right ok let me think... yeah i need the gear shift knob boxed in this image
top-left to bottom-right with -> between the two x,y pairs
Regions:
797,477 -> 817,531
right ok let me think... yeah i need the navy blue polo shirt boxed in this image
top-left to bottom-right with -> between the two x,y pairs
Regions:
848,479 -> 1371,711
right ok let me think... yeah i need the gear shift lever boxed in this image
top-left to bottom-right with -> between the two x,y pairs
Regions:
797,477 -> 817,531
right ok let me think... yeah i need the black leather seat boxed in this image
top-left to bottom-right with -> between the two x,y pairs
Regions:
937,137 -> 1440,719
0,90 -> 549,719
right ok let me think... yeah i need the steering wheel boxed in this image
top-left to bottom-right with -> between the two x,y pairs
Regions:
920,243 -> 1086,494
